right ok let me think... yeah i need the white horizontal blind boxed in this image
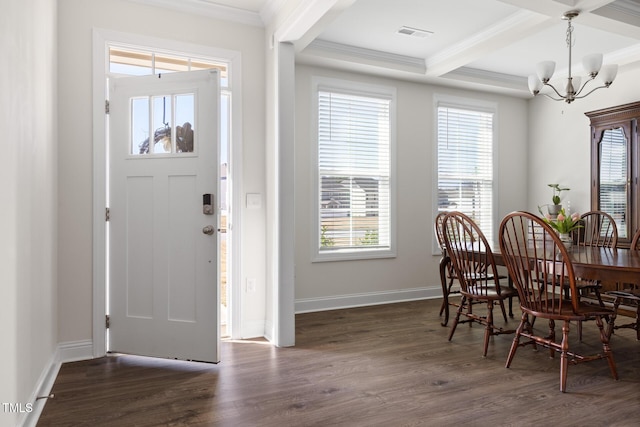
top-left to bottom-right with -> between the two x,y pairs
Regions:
599,128 -> 628,239
437,105 -> 494,242
318,89 -> 391,252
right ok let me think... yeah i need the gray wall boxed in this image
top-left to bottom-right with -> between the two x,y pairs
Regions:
294,65 -> 529,311
527,63 -> 640,217
0,0 -> 58,425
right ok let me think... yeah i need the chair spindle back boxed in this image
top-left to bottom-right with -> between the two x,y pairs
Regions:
499,211 -> 580,315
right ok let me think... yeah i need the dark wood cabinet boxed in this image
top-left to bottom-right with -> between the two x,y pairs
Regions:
585,101 -> 640,247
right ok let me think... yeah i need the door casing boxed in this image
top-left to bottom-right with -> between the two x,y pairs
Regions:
92,29 -> 244,358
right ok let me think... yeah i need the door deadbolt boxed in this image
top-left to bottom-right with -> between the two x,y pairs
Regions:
203,194 -> 214,215
202,225 -> 215,235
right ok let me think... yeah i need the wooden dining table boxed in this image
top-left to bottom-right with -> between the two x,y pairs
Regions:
494,245 -> 640,284
439,244 -> 640,326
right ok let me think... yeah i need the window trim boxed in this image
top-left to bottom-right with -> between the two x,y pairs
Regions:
311,76 -> 397,262
432,94 -> 498,255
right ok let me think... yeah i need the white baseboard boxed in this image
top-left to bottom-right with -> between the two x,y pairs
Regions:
56,339 -> 94,364
263,319 -> 274,343
295,286 -> 442,313
19,340 -> 95,427
19,352 -> 60,427
240,320 -> 267,340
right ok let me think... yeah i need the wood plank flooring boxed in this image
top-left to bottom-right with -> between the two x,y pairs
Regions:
38,299 -> 640,426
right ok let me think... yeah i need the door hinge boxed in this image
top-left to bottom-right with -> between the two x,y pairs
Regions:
105,315 -> 110,329
105,207 -> 110,222
105,100 -> 110,114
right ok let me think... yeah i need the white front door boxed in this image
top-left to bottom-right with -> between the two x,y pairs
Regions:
108,70 -> 220,362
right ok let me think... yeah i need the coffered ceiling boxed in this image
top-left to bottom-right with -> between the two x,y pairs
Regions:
128,0 -> 640,97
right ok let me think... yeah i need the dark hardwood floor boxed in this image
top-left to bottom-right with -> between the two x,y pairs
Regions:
38,299 -> 640,426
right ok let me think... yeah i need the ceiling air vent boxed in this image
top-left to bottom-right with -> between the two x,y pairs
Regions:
396,26 -> 433,38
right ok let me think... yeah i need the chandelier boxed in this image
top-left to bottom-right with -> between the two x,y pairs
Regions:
528,10 -> 618,104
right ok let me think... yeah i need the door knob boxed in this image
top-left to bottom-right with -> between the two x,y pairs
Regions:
202,225 -> 215,235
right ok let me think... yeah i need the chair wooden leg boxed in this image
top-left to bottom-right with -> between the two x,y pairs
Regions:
577,286 -> 604,342
483,301 -> 494,357
524,315 -> 537,351
508,294 -> 514,318
448,296 -> 465,341
498,300 -> 508,323
578,321 -> 583,341
439,257 -> 450,326
595,315 -> 618,380
548,319 -> 556,359
609,297 -> 622,341
507,276 -> 514,318
505,313 -> 526,368
560,321 -> 570,393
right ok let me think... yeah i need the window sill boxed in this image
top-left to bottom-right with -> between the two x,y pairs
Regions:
313,248 -> 396,263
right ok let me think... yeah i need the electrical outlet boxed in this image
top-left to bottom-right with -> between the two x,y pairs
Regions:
246,278 -> 256,293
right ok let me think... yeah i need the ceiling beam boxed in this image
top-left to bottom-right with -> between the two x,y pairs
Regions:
273,0 -> 356,52
496,0 -> 617,17
500,0 -> 640,44
425,10 -> 552,77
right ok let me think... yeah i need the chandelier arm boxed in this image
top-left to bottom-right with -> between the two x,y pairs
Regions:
543,82 -> 566,99
574,76 -> 596,97
541,92 -> 566,102
574,84 -> 609,100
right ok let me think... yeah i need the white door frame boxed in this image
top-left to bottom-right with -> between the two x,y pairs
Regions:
91,28 -> 244,357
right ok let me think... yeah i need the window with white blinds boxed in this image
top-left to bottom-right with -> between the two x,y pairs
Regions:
436,104 -> 495,242
314,81 -> 395,260
599,127 -> 628,239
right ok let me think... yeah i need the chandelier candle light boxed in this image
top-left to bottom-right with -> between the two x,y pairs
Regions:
528,10 -> 618,104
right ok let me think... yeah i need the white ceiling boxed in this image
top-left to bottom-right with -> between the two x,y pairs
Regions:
129,0 -> 640,97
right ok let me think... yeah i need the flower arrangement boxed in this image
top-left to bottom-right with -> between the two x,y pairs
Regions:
542,208 -> 582,234
548,183 -> 570,205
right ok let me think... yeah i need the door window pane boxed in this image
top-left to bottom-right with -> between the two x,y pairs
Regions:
131,97 -> 149,155
110,47 -> 153,76
155,53 -> 190,74
175,94 -> 195,153
109,47 -> 228,88
130,94 -> 196,156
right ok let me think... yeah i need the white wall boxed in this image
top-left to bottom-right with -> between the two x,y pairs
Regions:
527,64 -> 640,216
0,1 -> 58,426
294,65 -> 529,310
57,0 -> 267,344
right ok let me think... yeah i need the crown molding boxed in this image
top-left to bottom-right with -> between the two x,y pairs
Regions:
591,0 -> 640,27
602,0 -> 640,17
606,42 -> 640,65
125,0 -> 265,27
304,39 -> 426,74
443,67 -> 528,91
301,40 -> 532,94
